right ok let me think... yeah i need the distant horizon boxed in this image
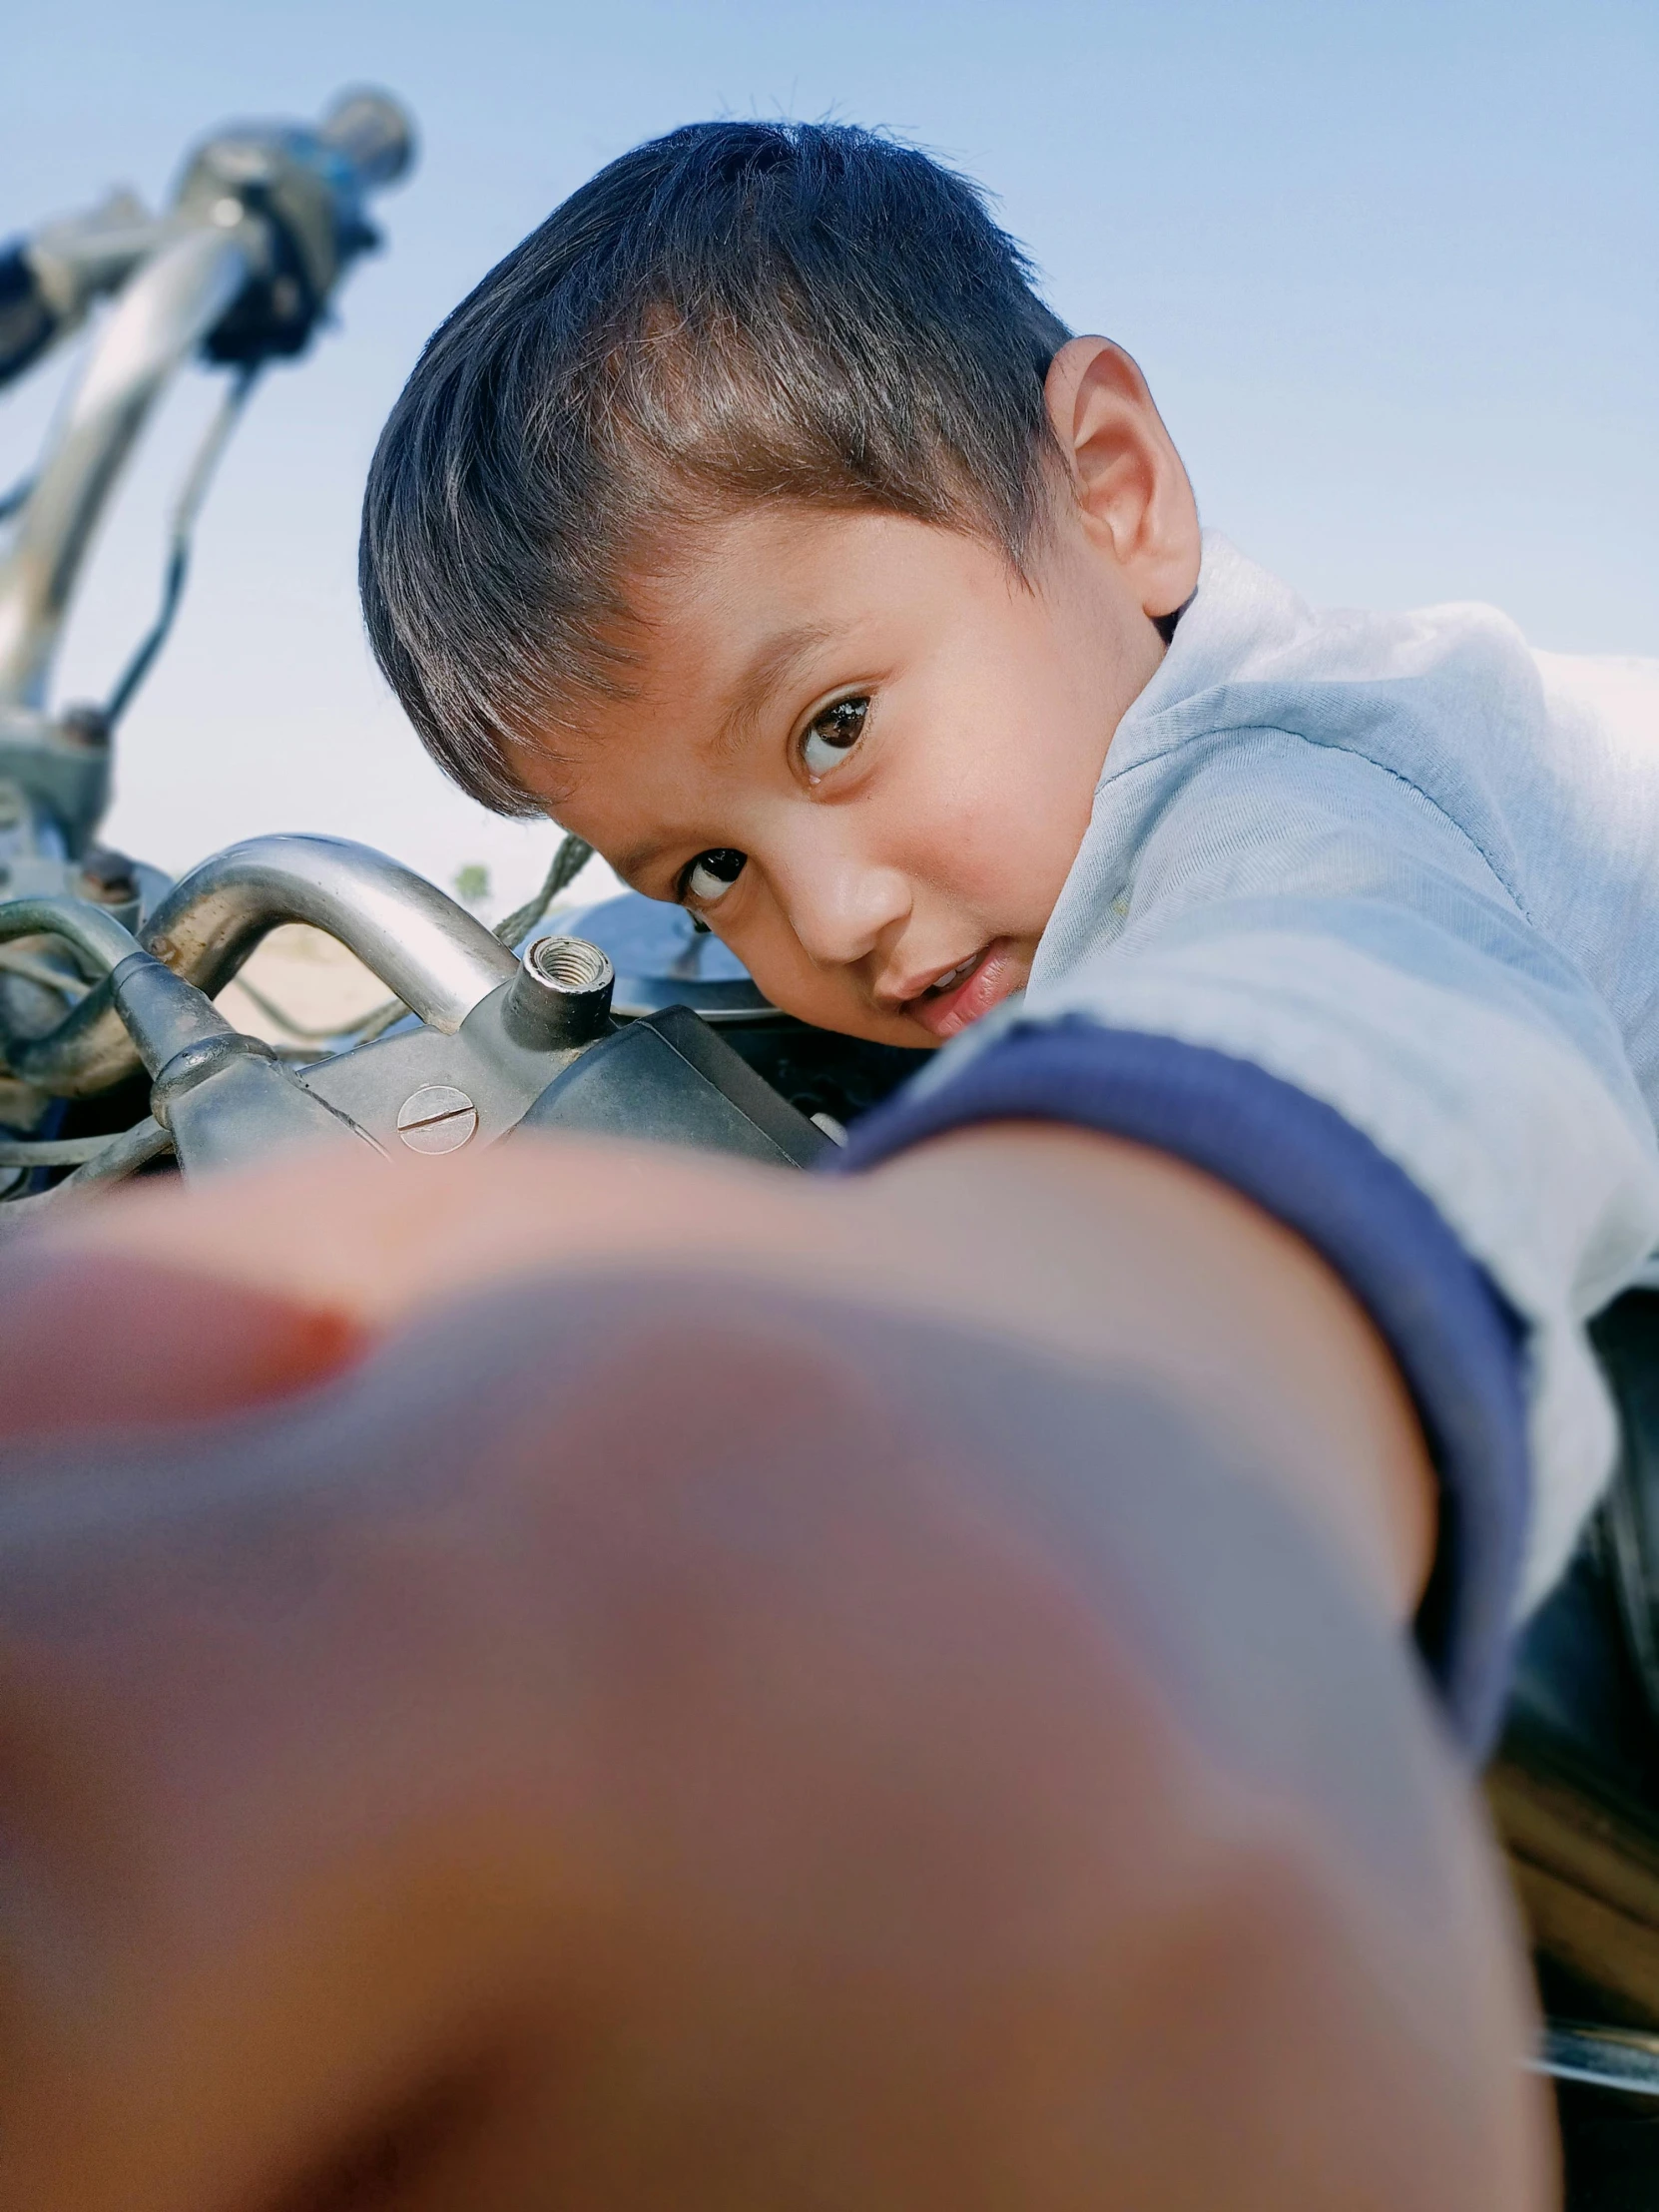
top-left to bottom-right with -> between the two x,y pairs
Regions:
3,0 -> 1653,904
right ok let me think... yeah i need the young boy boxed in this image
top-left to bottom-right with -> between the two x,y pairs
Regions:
7,116 -> 1650,2206
360,119 -> 1659,1749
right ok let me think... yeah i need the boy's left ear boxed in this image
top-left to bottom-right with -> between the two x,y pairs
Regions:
1044,336 -> 1201,626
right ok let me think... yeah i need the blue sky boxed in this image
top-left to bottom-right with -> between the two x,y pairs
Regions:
2,0 -> 1653,901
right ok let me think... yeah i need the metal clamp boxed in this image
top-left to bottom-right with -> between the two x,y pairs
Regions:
150,1030 -> 280,1130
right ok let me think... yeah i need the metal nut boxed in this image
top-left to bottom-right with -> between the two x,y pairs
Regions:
526,935 -> 613,994
502,933 -> 615,1050
396,1083 -> 478,1155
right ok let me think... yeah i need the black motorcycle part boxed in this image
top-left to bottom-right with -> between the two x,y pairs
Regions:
516,1003 -> 830,1170
1492,1293 -> 1659,2020
0,244 -> 57,390
202,187 -> 326,365
717,1018 -> 929,1134
1489,1291 -> 1659,2202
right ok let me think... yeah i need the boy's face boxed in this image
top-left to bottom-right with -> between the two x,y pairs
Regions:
516,344 -> 1190,1047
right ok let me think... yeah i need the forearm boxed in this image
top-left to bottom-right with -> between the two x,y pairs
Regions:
24,1122 -> 1433,1613
866,1125 -> 1434,1613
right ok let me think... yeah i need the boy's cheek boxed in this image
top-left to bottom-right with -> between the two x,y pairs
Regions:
722,916 -> 927,1046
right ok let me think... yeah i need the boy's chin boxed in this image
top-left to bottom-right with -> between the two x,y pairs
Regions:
764,992 -> 938,1052
814,1008 -> 940,1051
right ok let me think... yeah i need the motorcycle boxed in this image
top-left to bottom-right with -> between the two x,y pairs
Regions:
0,90 -> 924,1218
1,93 -> 1655,2207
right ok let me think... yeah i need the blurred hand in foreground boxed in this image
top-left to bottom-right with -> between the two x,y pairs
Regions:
0,1135 -> 1552,2208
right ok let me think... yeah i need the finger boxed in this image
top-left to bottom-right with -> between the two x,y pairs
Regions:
0,1245 -> 364,1445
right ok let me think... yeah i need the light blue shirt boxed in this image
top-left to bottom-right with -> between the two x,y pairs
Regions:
966,535 -> 1659,1613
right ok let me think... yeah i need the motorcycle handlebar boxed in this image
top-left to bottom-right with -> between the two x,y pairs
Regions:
0,89 -> 414,397
0,91 -> 416,707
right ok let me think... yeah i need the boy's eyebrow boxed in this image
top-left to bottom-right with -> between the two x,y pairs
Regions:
612,621 -> 844,883
709,621 -> 839,760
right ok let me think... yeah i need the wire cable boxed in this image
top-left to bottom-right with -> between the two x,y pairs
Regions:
0,944 -> 91,1000
0,469 -> 35,524
0,1116 -> 172,1233
0,1130 -> 123,1166
103,363 -> 261,730
492,831 -> 594,949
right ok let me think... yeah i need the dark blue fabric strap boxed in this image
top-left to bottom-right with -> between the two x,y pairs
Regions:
827,1019 -> 1529,1757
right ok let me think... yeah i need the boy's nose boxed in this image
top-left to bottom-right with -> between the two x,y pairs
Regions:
781,848 -> 912,972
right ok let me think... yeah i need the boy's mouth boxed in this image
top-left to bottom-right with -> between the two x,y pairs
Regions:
903,939 -> 1024,1040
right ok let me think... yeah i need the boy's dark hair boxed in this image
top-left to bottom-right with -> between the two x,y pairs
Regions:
359,121 -> 1072,814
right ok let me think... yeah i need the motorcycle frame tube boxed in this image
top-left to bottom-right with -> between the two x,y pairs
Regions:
0,836 -> 520,1098
0,892 -> 143,977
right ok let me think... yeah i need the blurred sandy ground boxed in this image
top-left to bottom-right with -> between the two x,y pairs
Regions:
216,926 -> 397,1046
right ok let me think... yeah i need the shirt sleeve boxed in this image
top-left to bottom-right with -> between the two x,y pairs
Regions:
830,732 -> 1659,1755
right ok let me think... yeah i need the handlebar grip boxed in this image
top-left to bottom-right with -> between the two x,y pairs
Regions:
316,91 -> 415,193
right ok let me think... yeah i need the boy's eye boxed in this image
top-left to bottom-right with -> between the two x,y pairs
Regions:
801,695 -> 869,780
684,847 -> 747,905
